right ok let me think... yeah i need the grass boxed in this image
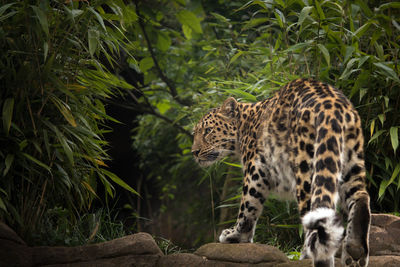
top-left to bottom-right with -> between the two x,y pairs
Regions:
27,206 -> 132,247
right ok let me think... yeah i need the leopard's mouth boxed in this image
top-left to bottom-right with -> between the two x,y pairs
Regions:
197,152 -> 220,167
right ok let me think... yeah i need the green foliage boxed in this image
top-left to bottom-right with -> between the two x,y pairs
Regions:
0,0 -> 138,241
127,0 -> 400,251
30,206 -> 130,246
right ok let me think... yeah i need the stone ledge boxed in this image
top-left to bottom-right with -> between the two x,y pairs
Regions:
1,213 -> 400,267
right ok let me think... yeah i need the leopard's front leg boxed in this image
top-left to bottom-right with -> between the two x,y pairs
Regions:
219,171 -> 268,243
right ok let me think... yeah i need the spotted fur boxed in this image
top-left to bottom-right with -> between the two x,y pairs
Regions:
192,79 -> 370,267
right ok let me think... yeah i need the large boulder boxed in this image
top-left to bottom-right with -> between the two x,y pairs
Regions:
0,221 -> 26,245
0,222 -> 32,267
369,213 -> 400,256
31,232 -> 162,266
194,243 -> 289,266
0,226 -> 163,267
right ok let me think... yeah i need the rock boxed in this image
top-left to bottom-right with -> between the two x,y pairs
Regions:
32,232 -> 163,266
275,258 -> 343,267
194,243 -> 289,265
0,239 -> 33,267
0,222 -> 32,267
41,255 -> 160,267
369,213 -> 400,256
369,255 -> 400,267
157,253 -> 208,266
0,221 -> 26,245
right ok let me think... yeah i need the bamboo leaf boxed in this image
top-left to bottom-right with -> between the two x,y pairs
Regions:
378,180 -> 387,200
0,197 -> 6,212
50,97 -> 77,127
43,42 -> 48,61
88,7 -> 106,31
82,181 -> 99,198
377,2 -> 400,12
315,0 -> 326,20
3,154 -> 14,176
22,153 -> 51,172
224,89 -> 257,102
368,129 -> 385,145
317,44 -> 330,66
101,168 -> 139,196
353,21 -> 372,39
390,127 -> 399,153
88,29 -> 99,57
2,98 -> 14,135
370,119 -> 375,137
229,50 -> 243,64
298,6 -> 313,27
0,3 -> 15,17
373,62 -> 400,83
243,17 -> 268,30
0,2 -> 17,22
222,161 -> 242,168
31,5 -> 49,37
53,126 -> 74,166
380,163 -> 400,199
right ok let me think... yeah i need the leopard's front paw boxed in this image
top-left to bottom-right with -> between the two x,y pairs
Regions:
219,227 -> 241,243
219,226 -> 253,243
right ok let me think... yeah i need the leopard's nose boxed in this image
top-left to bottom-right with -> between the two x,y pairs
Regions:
192,149 -> 200,157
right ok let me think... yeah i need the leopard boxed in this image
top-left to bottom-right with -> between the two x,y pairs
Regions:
192,79 -> 371,267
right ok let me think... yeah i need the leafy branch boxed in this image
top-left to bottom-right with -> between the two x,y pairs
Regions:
135,2 -> 192,107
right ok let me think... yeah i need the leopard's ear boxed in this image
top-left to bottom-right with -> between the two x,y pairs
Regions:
220,97 -> 238,118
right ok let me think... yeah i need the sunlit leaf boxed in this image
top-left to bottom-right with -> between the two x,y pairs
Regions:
177,10 -> 203,34
182,24 -> 192,40
50,97 -> 77,127
298,6 -> 313,27
229,50 -> 243,64
82,181 -> 99,198
390,127 -> 399,153
139,57 -> 154,73
157,31 -> 171,51
224,89 -> 257,102
88,28 -> 99,57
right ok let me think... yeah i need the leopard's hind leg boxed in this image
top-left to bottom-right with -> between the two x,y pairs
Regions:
339,115 -> 370,267
301,112 -> 346,267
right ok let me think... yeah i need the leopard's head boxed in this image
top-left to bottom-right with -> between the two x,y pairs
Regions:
192,97 -> 239,167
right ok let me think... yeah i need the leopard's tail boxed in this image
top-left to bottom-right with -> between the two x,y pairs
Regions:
302,208 -> 344,263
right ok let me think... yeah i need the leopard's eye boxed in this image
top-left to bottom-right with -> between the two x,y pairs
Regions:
205,127 -> 212,134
